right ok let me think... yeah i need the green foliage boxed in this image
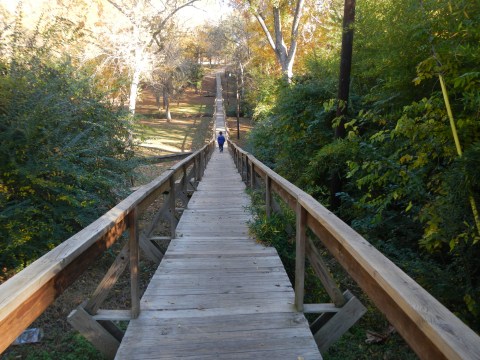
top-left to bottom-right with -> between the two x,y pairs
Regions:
245,0 -> 480,331
0,17 -> 136,276
3,332 -> 105,360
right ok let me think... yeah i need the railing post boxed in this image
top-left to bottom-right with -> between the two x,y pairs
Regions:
240,154 -> 244,180
182,164 -> 187,192
265,175 -> 272,218
250,162 -> 255,189
128,209 -> 140,319
295,201 -> 307,312
169,176 -> 176,238
199,151 -> 204,180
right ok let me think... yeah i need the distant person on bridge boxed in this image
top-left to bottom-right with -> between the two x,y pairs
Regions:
217,131 -> 225,153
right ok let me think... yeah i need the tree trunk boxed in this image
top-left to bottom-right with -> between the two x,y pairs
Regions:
128,22 -> 143,115
129,66 -> 141,115
331,0 -> 356,209
236,73 -> 240,140
163,87 -> 172,122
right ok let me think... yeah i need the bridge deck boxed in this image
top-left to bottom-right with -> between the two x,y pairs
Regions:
115,76 -> 321,359
115,146 -> 321,359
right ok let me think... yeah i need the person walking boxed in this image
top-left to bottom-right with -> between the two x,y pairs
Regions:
217,131 -> 225,152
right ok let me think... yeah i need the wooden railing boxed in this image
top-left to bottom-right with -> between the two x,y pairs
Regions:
228,139 -> 480,360
0,140 -> 215,355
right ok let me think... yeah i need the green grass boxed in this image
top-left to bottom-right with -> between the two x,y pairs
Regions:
3,333 -> 106,360
133,103 -> 214,154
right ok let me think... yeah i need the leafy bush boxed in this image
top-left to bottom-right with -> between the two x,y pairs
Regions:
0,57 -> 136,277
245,0 -> 480,331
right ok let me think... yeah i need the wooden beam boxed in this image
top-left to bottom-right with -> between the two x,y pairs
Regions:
93,309 -> 132,321
306,237 -> 345,307
313,291 -> 366,352
169,176 -> 177,239
84,243 -> 130,315
67,306 -> 119,360
139,234 -> 163,264
303,303 -> 340,313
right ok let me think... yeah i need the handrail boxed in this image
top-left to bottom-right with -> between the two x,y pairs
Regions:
227,139 -> 480,360
0,140 -> 215,354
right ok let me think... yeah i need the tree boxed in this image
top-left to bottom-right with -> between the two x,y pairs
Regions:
330,0 -> 355,209
103,0 -> 198,115
242,0 -> 306,81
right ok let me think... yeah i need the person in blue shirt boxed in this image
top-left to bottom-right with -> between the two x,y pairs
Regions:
217,131 -> 225,152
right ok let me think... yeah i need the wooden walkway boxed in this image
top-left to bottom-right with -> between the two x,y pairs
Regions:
115,75 -> 321,359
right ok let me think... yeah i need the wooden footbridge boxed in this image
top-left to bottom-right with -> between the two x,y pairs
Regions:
1,74 -> 480,359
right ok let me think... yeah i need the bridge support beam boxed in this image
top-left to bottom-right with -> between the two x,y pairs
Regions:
68,306 -> 119,360
310,290 -> 366,352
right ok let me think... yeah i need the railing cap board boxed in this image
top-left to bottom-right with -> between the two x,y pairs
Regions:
298,194 -> 480,359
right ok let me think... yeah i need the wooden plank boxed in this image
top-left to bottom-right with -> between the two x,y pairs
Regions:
303,303 -> 341,313
93,309 -> 132,321
67,306 -> 120,360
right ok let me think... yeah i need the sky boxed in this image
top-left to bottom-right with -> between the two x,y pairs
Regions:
0,0 -> 232,29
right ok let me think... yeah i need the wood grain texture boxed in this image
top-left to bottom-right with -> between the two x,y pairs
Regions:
115,74 -> 321,360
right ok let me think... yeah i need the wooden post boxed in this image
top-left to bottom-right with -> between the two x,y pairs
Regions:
199,153 -> 204,181
240,154 -> 244,180
194,158 -> 199,182
169,176 -> 176,239
265,175 -> 272,218
250,162 -> 255,189
128,209 -> 140,319
182,164 -> 188,193
295,202 -> 307,311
